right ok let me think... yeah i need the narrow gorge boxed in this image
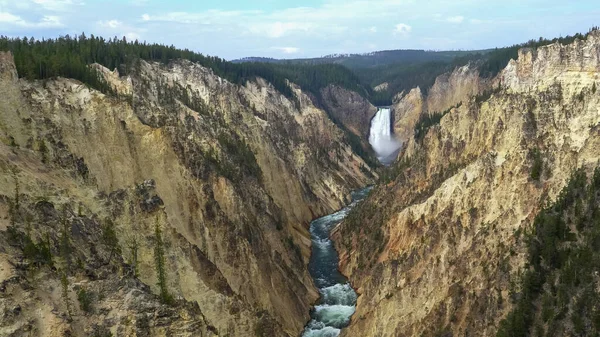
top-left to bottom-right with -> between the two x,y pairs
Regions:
302,104 -> 400,337
302,188 -> 370,337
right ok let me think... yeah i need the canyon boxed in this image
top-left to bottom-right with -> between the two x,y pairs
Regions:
1,28 -> 600,337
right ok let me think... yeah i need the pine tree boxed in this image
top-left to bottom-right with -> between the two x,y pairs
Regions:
38,139 -> 48,164
101,219 -> 120,264
59,205 -> 72,270
8,174 -> 19,227
153,218 -> 172,304
128,236 -> 139,278
13,175 -> 19,212
60,269 -> 72,320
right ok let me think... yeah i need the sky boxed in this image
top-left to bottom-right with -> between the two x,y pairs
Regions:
0,0 -> 599,60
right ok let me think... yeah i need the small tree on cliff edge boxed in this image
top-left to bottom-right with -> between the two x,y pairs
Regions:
101,219 -> 120,264
154,218 -> 173,304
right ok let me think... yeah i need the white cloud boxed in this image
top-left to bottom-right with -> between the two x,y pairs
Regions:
39,15 -> 62,27
99,19 -> 122,28
272,47 -> 300,54
31,0 -> 83,12
125,32 -> 141,41
141,10 -> 340,39
469,18 -> 491,25
251,21 -> 314,38
95,19 -> 146,41
0,12 -> 27,25
140,10 -> 259,25
0,0 -> 589,60
0,11 -> 63,27
0,1 -> 32,10
446,15 -> 464,23
394,23 -> 412,36
137,1 -> 416,39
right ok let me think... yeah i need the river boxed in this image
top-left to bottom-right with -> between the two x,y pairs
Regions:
302,187 -> 372,337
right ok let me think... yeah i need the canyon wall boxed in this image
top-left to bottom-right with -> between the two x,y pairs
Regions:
0,53 -> 375,337
392,63 -> 486,144
336,31 -> 600,336
320,84 -> 378,141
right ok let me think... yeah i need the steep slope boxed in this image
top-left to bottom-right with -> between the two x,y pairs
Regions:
320,84 -> 378,141
0,51 -> 375,336
496,167 -> 600,336
334,31 -> 600,336
391,63 -> 487,144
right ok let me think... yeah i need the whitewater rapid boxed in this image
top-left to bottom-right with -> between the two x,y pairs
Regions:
369,107 -> 401,164
302,188 -> 372,337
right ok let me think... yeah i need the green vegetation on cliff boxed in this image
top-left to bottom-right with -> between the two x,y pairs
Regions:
497,166 -> 600,337
477,27 -> 598,78
153,219 -> 173,305
0,34 -> 373,105
0,34 -> 291,98
413,103 -> 461,143
359,27 -> 599,105
356,61 -> 453,105
0,34 -> 379,166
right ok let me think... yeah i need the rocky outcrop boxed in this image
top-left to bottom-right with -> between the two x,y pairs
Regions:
0,52 -> 375,337
391,63 -> 486,143
0,194 -> 218,337
426,63 -> 484,114
374,82 -> 389,92
336,32 -> 600,336
391,88 -> 423,144
320,84 -> 378,140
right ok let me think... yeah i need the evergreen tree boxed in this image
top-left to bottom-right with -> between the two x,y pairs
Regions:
59,205 -> 72,270
0,34 -> 376,106
60,269 -> 72,320
101,219 -> 120,264
153,218 -> 173,304
128,236 -> 139,278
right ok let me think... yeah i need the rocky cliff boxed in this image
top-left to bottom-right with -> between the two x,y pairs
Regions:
335,31 -> 600,336
320,84 -> 378,141
0,52 -> 375,337
391,63 -> 486,144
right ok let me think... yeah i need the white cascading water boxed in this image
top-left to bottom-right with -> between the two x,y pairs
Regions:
302,188 -> 372,337
369,107 -> 402,164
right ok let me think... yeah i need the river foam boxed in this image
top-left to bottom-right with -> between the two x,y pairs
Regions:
302,188 -> 371,337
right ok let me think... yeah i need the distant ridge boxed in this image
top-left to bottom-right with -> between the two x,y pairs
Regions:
232,57 -> 280,63
231,49 -> 490,69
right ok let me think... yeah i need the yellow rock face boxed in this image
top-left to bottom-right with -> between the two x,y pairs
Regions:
336,32 -> 600,337
0,52 -> 375,336
392,63 -> 486,145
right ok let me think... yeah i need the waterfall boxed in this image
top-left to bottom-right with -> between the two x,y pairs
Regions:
369,107 -> 401,164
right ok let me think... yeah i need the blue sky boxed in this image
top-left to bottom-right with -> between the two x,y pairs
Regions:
0,0 -> 599,60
